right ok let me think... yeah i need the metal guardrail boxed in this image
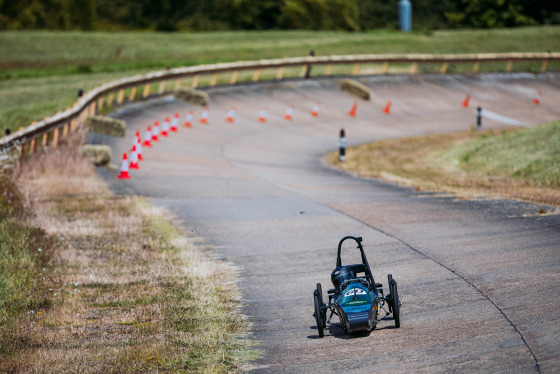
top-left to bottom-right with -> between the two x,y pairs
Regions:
1,52 -> 559,153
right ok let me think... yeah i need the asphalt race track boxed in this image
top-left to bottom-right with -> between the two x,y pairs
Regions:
101,73 -> 560,373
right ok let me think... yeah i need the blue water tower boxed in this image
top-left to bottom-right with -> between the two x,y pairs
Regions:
399,0 -> 412,32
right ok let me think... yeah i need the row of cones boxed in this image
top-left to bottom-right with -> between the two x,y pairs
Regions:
461,91 -> 542,108
119,89 -> 543,178
118,111 -> 188,179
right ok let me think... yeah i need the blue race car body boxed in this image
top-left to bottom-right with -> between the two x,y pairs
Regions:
313,236 -> 401,338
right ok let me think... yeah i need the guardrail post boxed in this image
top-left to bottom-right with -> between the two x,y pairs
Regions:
174,78 -> 182,90
472,61 -> 480,73
129,86 -> 137,101
42,133 -> 48,149
117,89 -> 125,104
276,67 -> 284,80
541,60 -> 548,72
409,62 -> 418,74
210,73 -> 218,86
351,63 -> 360,76
252,69 -> 261,82
381,62 -> 389,74
143,83 -> 151,98
326,64 -> 333,76
158,81 -> 166,94
299,65 -> 307,77
71,118 -> 78,132
62,123 -> 69,138
107,92 -> 115,105
90,101 -> 97,116
191,75 -> 199,88
98,96 -> 105,111
440,62 -> 449,74
230,71 -> 238,84
506,60 -> 513,73
30,138 -> 36,154
52,128 -> 59,148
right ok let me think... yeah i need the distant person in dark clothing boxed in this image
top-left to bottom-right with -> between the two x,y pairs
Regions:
4,128 -> 10,137
305,49 -> 315,79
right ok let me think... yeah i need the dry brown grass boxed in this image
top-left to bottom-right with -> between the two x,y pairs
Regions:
2,141 -> 258,373
327,128 -> 560,208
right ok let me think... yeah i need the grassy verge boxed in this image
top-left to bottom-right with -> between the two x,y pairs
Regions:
327,120 -> 560,207
0,142 -> 258,373
1,26 -> 560,133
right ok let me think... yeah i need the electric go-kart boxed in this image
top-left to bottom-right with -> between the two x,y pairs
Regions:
313,236 -> 401,338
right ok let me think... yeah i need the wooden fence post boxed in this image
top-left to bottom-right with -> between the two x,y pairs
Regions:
174,79 -> 182,91
158,81 -> 166,94
117,89 -> 125,104
191,75 -> 199,88
143,83 -> 151,98
52,128 -> 59,148
210,74 -> 218,86
129,86 -> 137,101
230,71 -> 238,84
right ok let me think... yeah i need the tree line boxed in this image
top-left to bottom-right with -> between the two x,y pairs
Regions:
1,0 -> 559,32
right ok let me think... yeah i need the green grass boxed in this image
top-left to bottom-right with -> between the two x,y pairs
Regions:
0,171 -> 56,355
1,26 -> 560,134
328,121 -> 560,205
436,121 -> 560,188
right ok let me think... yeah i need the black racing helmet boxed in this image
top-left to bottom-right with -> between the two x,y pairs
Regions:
331,266 -> 355,289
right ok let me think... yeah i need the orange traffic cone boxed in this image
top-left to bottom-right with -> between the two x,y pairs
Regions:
129,146 -> 139,169
152,121 -> 160,141
134,132 -> 143,161
131,130 -> 140,152
348,102 -> 358,117
533,91 -> 541,105
161,117 -> 170,137
200,108 -> 209,124
171,112 -> 179,132
311,102 -> 321,117
117,153 -> 131,179
462,94 -> 471,108
258,108 -> 268,123
143,126 -> 152,147
383,100 -> 392,114
226,107 -> 236,123
184,111 -> 193,128
163,117 -> 171,136
285,105 -> 294,120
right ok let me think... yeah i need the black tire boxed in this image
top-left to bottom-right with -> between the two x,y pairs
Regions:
316,283 -> 326,328
314,291 -> 324,338
390,278 -> 401,329
387,274 -> 394,314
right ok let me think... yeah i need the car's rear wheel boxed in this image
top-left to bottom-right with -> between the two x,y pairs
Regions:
387,274 -> 394,314
389,276 -> 400,328
314,290 -> 324,338
316,283 -> 326,328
